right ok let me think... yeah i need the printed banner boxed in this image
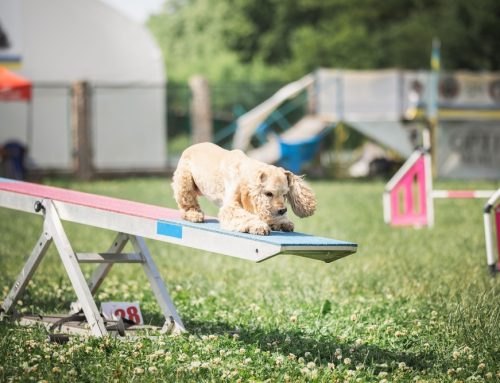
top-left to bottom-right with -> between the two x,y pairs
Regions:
436,121 -> 500,180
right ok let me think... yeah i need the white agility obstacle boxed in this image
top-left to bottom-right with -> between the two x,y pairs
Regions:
0,177 -> 357,337
483,189 -> 500,275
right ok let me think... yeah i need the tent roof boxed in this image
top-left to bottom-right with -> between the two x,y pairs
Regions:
0,66 -> 31,101
17,0 -> 165,83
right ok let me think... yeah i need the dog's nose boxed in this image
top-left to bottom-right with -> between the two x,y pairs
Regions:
277,207 -> 287,216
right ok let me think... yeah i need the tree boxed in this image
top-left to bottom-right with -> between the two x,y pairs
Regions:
148,0 -> 500,83
439,0 -> 500,70
148,0 -> 285,83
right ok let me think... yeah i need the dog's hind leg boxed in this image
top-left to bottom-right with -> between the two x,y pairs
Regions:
172,163 -> 204,222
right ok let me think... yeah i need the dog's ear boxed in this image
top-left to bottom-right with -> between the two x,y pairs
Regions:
285,171 -> 316,217
239,184 -> 255,213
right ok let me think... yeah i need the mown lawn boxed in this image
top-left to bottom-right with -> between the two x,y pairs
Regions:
0,177 -> 499,382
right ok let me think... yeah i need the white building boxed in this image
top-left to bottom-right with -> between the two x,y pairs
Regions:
0,0 -> 167,173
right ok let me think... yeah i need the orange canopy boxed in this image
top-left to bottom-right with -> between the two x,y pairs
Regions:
0,66 -> 31,101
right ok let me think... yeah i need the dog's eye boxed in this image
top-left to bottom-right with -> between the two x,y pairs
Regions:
265,191 -> 273,197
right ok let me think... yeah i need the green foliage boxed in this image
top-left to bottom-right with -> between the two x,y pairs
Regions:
149,0 -> 500,83
1,178 -> 499,381
320,299 -> 332,316
148,0 -> 285,83
439,0 -> 500,70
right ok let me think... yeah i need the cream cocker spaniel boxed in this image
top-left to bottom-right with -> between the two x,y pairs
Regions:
172,143 -> 316,235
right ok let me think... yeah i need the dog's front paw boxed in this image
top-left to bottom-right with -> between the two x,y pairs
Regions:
271,221 -> 295,231
248,221 -> 271,236
182,209 -> 204,223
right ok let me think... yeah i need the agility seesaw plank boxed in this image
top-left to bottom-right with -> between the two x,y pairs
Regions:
0,177 -> 357,337
0,178 -> 357,263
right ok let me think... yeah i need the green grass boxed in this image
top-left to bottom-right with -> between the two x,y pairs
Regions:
168,134 -> 191,157
1,178 -> 499,382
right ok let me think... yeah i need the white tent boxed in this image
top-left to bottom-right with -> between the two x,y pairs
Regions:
0,0 -> 166,172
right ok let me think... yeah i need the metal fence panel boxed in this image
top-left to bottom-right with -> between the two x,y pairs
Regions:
31,85 -> 72,168
92,85 -> 166,171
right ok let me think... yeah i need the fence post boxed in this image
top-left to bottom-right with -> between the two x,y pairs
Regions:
71,81 -> 93,180
189,75 -> 213,144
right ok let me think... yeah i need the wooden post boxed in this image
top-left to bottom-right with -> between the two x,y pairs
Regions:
71,81 -> 93,180
189,75 -> 213,143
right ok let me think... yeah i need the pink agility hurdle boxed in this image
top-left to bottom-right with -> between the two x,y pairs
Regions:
383,145 -> 495,228
384,150 -> 431,227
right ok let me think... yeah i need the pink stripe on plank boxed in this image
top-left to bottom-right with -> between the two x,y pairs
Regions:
0,180 -> 184,221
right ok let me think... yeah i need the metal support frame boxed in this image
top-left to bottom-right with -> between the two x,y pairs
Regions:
484,189 -> 500,275
1,199 -> 185,336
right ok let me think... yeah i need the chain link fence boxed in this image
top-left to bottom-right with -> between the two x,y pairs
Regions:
166,81 -> 283,161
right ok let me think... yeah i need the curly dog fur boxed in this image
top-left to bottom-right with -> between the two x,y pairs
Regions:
172,143 -> 316,235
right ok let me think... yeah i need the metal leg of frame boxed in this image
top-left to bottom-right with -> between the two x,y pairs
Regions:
484,209 -> 496,273
87,232 -> 130,294
1,230 -> 52,315
44,200 -> 108,337
130,235 -> 186,333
